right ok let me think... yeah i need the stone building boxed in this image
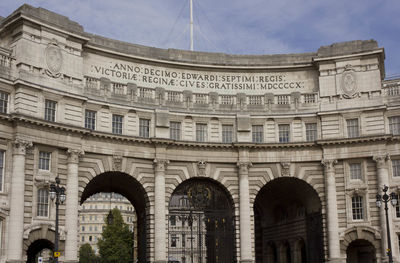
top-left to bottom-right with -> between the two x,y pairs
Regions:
0,4 -> 399,263
78,192 -> 137,258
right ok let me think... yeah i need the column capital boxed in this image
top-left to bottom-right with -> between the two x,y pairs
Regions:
237,162 -> 252,174
321,159 -> 337,172
373,153 -> 390,169
13,139 -> 32,155
154,158 -> 169,172
67,148 -> 84,164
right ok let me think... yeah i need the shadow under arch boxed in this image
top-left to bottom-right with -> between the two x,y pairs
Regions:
254,177 -> 324,263
80,171 -> 149,262
26,239 -> 53,263
168,177 -> 236,263
346,239 -> 377,263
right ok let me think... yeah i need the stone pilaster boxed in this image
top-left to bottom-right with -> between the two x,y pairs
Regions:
154,158 -> 169,263
321,159 -> 341,262
7,139 -> 32,263
237,161 -> 253,263
64,149 -> 84,263
373,154 -> 398,262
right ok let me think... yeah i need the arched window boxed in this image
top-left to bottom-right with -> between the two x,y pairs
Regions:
37,188 -> 49,217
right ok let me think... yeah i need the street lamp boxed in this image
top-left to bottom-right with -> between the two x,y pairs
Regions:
376,185 -> 398,263
49,177 -> 66,263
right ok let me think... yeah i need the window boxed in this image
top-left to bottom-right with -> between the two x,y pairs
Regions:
82,216 -> 85,221
82,226 -> 85,231
389,116 -> 400,135
37,188 -> 49,217
170,122 -> 181,140
196,123 -> 207,142
352,195 -> 364,220
306,123 -> 317,141
171,234 -> 177,247
279,124 -> 290,143
396,194 -> 400,218
39,151 -> 51,171
112,114 -> 123,134
85,110 -> 96,130
0,150 -> 4,192
393,159 -> 400,177
182,233 -> 186,247
0,91 -> 9,113
139,118 -> 150,138
89,236 -> 92,242
252,125 -> 263,143
349,163 -> 362,180
170,215 -> 176,226
44,100 -> 57,122
347,118 -> 359,138
82,236 -> 85,242
222,125 -> 234,143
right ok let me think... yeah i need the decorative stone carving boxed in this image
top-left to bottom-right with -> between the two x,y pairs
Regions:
67,148 -> 84,164
197,160 -> 206,176
113,155 -> 123,171
45,41 -> 63,78
237,162 -> 252,174
341,64 -> 358,99
321,159 -> 338,172
154,159 -> 169,172
13,139 -> 32,155
373,153 -> 390,169
280,162 -> 290,177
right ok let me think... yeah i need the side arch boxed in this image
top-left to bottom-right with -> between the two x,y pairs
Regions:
79,171 -> 150,263
340,226 -> 381,257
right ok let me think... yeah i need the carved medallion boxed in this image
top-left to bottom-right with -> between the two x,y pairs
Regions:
341,65 -> 358,98
45,42 -> 62,78
187,184 -> 211,208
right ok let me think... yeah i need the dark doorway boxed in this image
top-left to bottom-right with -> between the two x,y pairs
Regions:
26,239 -> 53,263
80,172 -> 149,262
346,239 -> 376,263
168,178 -> 235,263
254,177 -> 324,263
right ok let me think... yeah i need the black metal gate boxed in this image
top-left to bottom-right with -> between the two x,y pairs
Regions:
168,180 -> 235,263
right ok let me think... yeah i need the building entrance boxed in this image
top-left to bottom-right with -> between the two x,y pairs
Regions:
80,171 -> 149,262
254,177 -> 324,263
168,179 -> 235,263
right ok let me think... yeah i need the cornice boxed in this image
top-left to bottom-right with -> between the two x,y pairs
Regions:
3,113 -> 397,151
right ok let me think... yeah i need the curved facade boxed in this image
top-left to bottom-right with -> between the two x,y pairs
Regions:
0,4 -> 400,263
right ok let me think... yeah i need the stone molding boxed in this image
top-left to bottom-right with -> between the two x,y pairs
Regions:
67,148 -> 84,164
13,139 -> 33,155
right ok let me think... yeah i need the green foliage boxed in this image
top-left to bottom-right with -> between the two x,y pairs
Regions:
98,208 -> 134,263
79,243 -> 100,263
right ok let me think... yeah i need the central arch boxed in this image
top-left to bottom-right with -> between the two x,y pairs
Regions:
80,171 -> 149,262
254,177 -> 324,263
168,178 -> 236,263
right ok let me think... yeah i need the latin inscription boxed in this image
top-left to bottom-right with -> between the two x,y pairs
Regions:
88,61 -> 316,94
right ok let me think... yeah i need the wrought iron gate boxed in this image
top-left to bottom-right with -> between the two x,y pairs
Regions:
168,180 -> 235,263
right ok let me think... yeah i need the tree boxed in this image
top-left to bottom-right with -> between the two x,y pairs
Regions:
79,243 -> 99,263
97,208 -> 134,263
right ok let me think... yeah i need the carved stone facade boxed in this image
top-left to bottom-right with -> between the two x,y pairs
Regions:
0,4 -> 400,263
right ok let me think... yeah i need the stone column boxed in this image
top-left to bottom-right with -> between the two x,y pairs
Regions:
154,158 -> 168,263
373,154 -> 398,262
7,139 -> 32,263
321,159 -> 341,262
237,161 -> 253,263
64,149 -> 83,263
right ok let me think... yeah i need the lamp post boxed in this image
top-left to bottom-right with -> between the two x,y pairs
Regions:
49,177 -> 66,263
376,185 -> 398,263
